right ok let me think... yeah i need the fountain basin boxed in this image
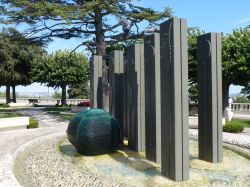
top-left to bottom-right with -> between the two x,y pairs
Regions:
13,135 -> 250,187
60,138 -> 250,186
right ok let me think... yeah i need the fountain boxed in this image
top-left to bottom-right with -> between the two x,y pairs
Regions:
59,138 -> 250,186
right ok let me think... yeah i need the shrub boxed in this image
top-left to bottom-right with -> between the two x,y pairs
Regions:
0,103 -> 10,108
33,103 -> 39,107
78,101 -> 90,107
223,122 -> 244,133
234,96 -> 250,103
27,117 -> 39,129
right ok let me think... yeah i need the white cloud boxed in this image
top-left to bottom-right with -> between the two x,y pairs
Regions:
234,17 -> 250,25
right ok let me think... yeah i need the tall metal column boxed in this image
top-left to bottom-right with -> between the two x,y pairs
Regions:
197,33 -> 223,163
126,44 -> 145,151
90,55 -> 102,108
160,17 -> 189,181
144,33 -> 161,163
109,50 -> 124,142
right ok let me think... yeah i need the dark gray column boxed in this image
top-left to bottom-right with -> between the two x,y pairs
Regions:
160,17 -> 189,181
144,33 -> 161,163
197,33 -> 223,163
123,56 -> 128,138
109,50 -> 124,142
126,44 -> 145,151
90,55 -> 102,108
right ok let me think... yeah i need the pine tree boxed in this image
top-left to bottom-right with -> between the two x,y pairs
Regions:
0,0 -> 172,109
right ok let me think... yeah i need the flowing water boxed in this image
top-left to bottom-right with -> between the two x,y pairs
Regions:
60,139 -> 250,187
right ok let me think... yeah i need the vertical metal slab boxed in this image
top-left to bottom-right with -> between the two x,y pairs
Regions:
197,33 -> 223,163
109,50 -> 124,142
90,55 -> 102,108
126,44 -> 145,151
160,17 -> 189,181
123,56 -> 128,138
144,33 -> 161,163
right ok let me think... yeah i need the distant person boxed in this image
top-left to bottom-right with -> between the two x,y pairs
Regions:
228,97 -> 233,109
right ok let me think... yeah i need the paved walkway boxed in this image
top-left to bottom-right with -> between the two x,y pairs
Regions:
233,112 -> 250,120
0,108 -> 69,187
0,109 -> 68,156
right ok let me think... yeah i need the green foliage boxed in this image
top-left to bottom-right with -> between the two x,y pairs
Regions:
0,0 -> 172,109
230,118 -> 250,128
0,111 -> 22,118
222,26 -> 250,87
188,28 -> 205,84
68,83 -> 89,99
52,90 -> 62,99
32,50 -> 89,88
0,92 -> 5,97
32,50 -> 89,105
0,28 -> 44,87
42,106 -> 74,120
189,83 -> 198,102
241,84 -> 250,99
27,117 -> 39,129
223,122 -> 244,133
0,103 -> 9,108
0,28 -> 44,103
187,26 -> 250,108
0,0 -> 172,54
234,96 -> 250,103
42,106 -> 71,112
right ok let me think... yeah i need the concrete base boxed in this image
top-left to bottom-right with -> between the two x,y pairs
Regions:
189,116 -> 225,129
9,103 -> 31,107
0,117 -> 29,132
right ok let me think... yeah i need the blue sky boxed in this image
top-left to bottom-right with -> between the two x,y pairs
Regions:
1,0 -> 250,94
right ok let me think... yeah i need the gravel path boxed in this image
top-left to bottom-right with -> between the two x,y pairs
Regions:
14,135 -> 126,187
0,108 -> 250,187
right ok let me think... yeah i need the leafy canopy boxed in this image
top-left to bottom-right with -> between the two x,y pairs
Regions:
222,26 -> 250,86
0,28 -> 43,87
0,0 -> 172,54
32,50 -> 89,89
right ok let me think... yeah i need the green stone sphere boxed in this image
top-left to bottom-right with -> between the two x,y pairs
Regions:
67,109 -> 121,155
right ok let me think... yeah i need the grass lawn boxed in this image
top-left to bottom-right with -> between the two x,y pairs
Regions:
0,103 -> 9,108
42,106 -> 75,120
0,109 -> 22,118
42,106 -> 72,112
229,118 -> 250,128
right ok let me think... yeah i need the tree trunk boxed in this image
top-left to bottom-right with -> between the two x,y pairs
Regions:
95,8 -> 109,112
222,82 -> 230,110
61,85 -> 67,106
12,85 -> 16,103
6,85 -> 11,104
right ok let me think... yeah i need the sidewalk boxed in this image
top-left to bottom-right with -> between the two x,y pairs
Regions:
233,112 -> 250,120
0,108 -> 69,186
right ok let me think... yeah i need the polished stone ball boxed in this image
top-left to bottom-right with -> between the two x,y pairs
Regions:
66,109 -> 121,156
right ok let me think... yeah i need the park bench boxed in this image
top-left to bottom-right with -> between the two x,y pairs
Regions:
28,99 -> 39,104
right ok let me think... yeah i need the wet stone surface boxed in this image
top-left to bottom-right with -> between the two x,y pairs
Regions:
14,135 -> 250,187
14,136 -> 125,187
60,139 -> 250,187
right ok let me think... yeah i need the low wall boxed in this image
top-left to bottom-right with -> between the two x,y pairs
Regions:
0,117 -> 29,132
189,116 -> 225,129
0,98 -> 90,106
232,103 -> 250,112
